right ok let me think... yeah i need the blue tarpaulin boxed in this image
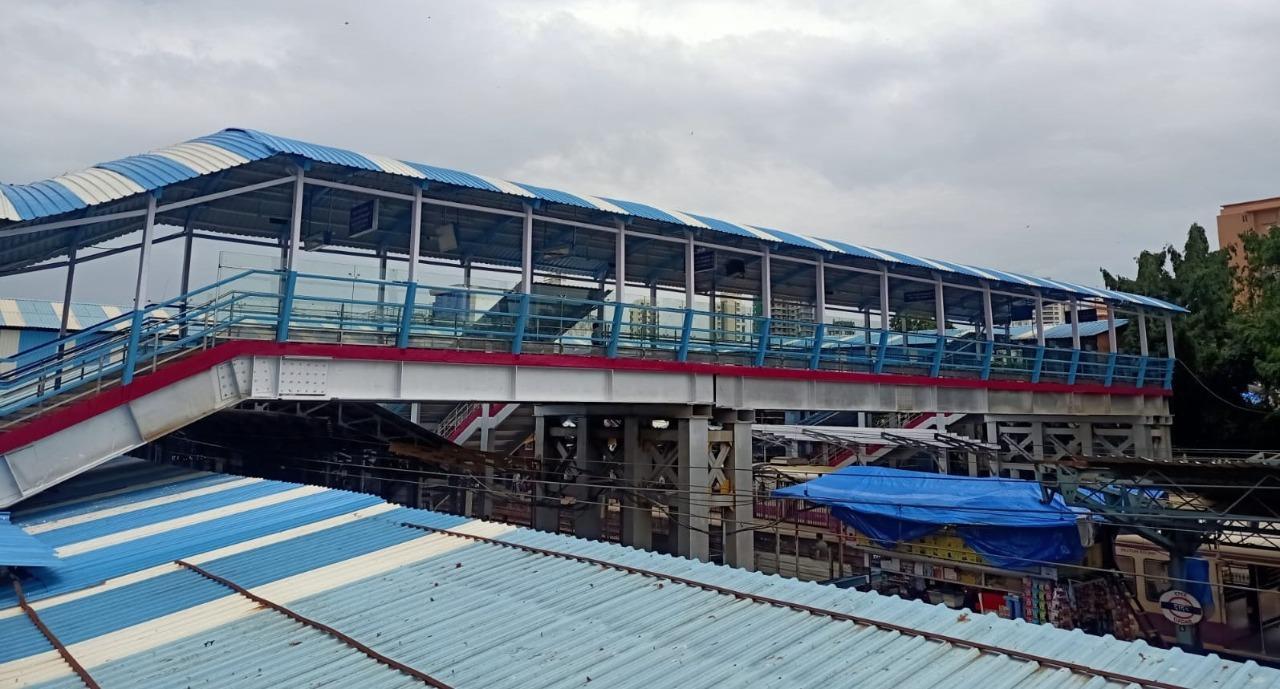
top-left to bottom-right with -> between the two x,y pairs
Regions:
771,466 -> 1086,569
0,512 -> 58,568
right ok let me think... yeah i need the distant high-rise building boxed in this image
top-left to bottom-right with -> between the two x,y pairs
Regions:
767,299 -> 817,337
1218,196 -> 1280,298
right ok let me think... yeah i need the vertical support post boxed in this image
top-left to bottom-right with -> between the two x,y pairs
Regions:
1068,297 -> 1081,384
614,220 -> 627,304
1032,290 -> 1046,383
809,323 -> 826,369
815,253 -> 826,326
286,169 -> 304,272
684,230 -> 695,309
1164,315 -> 1176,389
754,319 -> 771,367
53,238 -> 78,389
122,194 -> 158,386
511,293 -> 530,355
531,413 -> 559,532
573,417 -> 603,540
408,184 -> 423,284
761,244 -> 772,318
179,220 -> 194,320
676,414 -> 710,562
930,276 -> 945,377
609,220 -> 626,358
620,415 -> 651,550
1105,303 -> 1118,386
1136,308 -> 1149,387
724,416 -> 755,570
398,185 -> 424,349
57,242 -> 77,340
981,282 -> 995,380
275,169 -> 305,342
875,267 -> 890,374
521,202 -> 534,293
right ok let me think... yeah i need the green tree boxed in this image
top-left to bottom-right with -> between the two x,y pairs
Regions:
1101,224 -> 1273,449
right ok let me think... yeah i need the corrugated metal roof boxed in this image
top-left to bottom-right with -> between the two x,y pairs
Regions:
1,459 -> 1274,688
0,128 -> 1187,315
0,512 -> 58,567
0,299 -> 147,332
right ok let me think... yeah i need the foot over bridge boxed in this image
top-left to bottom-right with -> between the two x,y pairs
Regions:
0,127 -> 1182,508
0,268 -> 1169,508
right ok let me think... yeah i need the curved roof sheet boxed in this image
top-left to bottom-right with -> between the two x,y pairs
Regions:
0,128 -> 1187,314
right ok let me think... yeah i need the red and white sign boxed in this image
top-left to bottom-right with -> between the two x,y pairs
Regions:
1158,589 -> 1203,626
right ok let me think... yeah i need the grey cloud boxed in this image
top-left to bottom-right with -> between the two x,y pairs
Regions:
1,0 -> 1278,304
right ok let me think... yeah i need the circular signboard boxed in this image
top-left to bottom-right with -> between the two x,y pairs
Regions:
1158,589 -> 1203,626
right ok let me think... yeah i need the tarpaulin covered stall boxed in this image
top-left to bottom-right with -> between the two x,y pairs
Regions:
772,466 -> 1087,569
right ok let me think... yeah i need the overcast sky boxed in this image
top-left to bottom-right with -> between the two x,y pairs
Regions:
2,0 -> 1278,302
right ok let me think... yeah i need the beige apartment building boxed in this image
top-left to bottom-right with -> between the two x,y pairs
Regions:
1218,196 -> 1280,275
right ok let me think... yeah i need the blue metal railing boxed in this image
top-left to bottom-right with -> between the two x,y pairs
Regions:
0,269 -> 1174,420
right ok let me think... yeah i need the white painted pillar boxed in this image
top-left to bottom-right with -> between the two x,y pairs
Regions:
815,254 -> 826,325
1164,316 -> 1176,359
521,202 -> 534,293
1034,291 -> 1046,347
614,220 -> 626,304
879,267 -> 890,332
684,231 -> 695,309
982,282 -> 994,342
1069,297 -> 1081,350
1137,309 -> 1149,356
408,185 -> 423,283
285,169 -> 304,272
1106,304 -> 1118,353
761,244 -> 772,318
676,415 -> 710,562
934,276 -> 946,336
724,419 -> 755,570
132,194 -> 158,313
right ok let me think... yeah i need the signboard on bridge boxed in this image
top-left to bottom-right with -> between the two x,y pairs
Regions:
1158,589 -> 1203,626
347,199 -> 379,239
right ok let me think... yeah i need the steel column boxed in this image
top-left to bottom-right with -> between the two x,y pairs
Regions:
408,185 -> 423,283
122,194 -> 158,386
285,169 -> 304,271
981,282 -> 994,380
684,230 -> 695,309
815,253 -> 826,325
676,415 -> 710,562
761,244 -> 772,318
620,415 -> 651,550
724,419 -> 755,570
521,202 -> 534,293
614,220 -> 626,304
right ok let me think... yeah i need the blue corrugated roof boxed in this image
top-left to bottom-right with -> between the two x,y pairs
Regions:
1,459 -> 1274,688
0,513 -> 57,567
0,128 -> 1188,315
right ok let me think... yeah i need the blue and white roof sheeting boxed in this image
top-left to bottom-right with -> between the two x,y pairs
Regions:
3,460 -> 1275,689
0,128 -> 1187,314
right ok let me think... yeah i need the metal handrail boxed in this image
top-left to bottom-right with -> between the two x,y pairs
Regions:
0,269 -> 1175,421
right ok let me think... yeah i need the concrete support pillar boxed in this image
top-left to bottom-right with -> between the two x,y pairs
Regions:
675,416 -> 710,561
761,244 -> 772,318
724,419 -> 755,570
620,415 -> 651,550
573,417 -> 603,540
532,414 -> 558,532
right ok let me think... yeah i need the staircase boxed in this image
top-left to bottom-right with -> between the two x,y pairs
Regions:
830,411 -> 969,467
436,401 -> 534,455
